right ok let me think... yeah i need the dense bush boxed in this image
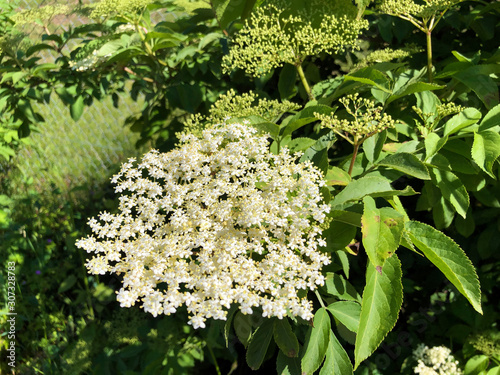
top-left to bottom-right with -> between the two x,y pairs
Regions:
1,0 -> 499,374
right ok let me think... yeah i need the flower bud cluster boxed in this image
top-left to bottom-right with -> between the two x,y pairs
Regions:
91,0 -> 154,18
77,122 -> 331,328
12,5 -> 69,26
380,0 -> 462,19
222,3 -> 368,77
182,89 -> 300,137
413,344 -> 463,375
316,94 -> 395,142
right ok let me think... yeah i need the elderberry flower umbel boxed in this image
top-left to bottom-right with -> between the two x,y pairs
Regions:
77,122 -> 331,328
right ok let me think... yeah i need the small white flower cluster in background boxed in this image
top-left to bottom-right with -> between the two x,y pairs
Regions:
77,122 -> 331,328
413,344 -> 463,375
69,50 -> 111,72
116,23 -> 136,33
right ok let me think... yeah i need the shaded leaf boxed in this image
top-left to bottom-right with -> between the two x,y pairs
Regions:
429,168 -> 469,218
378,152 -> 430,180
274,318 -> 299,357
246,318 -> 275,370
326,301 -> 361,333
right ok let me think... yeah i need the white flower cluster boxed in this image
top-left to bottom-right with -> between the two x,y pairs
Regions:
413,344 -> 463,375
76,122 -> 331,328
69,50 -> 111,72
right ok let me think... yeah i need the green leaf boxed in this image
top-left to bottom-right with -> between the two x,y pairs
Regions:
58,274 -> 77,293
279,64 -> 298,100
429,168 -> 469,218
331,176 -> 392,207
70,95 -> 85,122
443,108 -> 482,136
386,82 -> 445,105
378,152 -> 431,180
354,255 -> 403,369
344,67 -> 391,93
97,39 -> 124,57
234,311 -> 253,347
454,67 -> 499,109
287,137 -> 316,153
301,308 -> 330,375
213,0 -> 254,29
198,32 -> 224,49
277,350 -> 301,375
405,221 -> 482,314
472,131 -> 500,178
329,210 -> 362,227
363,131 -> 386,164
322,273 -> 361,302
464,355 -> 489,375
325,166 -> 351,186
246,318 -> 275,370
478,104 -> 500,132
224,305 -> 238,347
323,219 -> 357,251
242,115 -> 280,139
319,332 -> 353,375
326,301 -> 361,333
425,133 -> 448,160
361,196 -> 405,270
274,318 -> 299,357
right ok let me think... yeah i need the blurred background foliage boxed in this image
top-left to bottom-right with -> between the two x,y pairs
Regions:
0,0 -> 499,374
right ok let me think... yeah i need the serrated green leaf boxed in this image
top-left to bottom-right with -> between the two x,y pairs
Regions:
429,168 -> 469,218
472,131 -> 500,178
464,355 -> 489,375
354,255 -> 403,369
443,108 -> 482,136
325,166 -> 351,186
386,82 -> 445,105
326,301 -> 361,333
454,68 -> 499,109
329,210 -> 362,227
331,176 -> 392,207
287,137 -> 316,152
361,196 -> 404,269
274,318 -> 299,357
425,133 -> 448,160
246,318 -> 275,370
344,67 -> 391,93
322,273 -> 361,302
478,104 -> 500,132
323,220 -> 357,251
277,350 -> 301,375
378,152 -> 430,180
319,331 -> 353,375
301,308 -> 330,375
405,221 -> 482,314
363,131 -> 386,164
70,95 -> 85,122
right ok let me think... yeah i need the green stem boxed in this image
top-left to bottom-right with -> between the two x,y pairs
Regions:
315,290 -> 326,309
207,343 -> 222,375
426,28 -> 433,83
296,63 -> 315,101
